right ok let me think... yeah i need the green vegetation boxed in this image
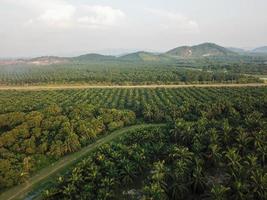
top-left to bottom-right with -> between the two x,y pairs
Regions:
0,61 -> 262,85
1,35 -> 267,200
166,43 -> 238,58
43,94 -> 267,199
0,104 -> 135,190
0,87 -> 266,120
1,43 -> 267,86
0,87 -> 266,188
0,124 -> 159,200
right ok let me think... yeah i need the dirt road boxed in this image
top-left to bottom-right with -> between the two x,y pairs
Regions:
0,83 -> 266,91
0,124 -> 164,200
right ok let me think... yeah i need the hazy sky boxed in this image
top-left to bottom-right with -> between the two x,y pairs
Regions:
1,0 -> 267,57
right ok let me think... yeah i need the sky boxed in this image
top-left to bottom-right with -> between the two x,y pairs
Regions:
1,0 -> 267,57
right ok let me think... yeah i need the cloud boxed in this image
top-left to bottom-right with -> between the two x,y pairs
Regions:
147,8 -> 199,32
24,1 -> 125,29
37,4 -> 76,27
77,5 -> 125,27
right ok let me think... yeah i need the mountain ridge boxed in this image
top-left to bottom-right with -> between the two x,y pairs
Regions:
2,43 -> 267,65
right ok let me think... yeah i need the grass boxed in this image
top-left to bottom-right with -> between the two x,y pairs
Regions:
0,123 -> 165,200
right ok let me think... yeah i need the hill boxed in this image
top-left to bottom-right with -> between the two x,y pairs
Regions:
166,43 -> 237,58
227,47 -> 246,54
252,46 -> 267,53
0,56 -> 69,66
119,51 -> 162,62
73,53 -> 116,62
29,56 -> 69,65
3,43 -> 266,65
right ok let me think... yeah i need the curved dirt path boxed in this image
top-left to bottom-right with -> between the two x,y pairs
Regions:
0,124 -> 164,200
0,83 -> 266,91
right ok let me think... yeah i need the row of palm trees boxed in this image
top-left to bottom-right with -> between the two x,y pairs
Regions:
44,126 -> 170,199
44,97 -> 266,199
142,97 -> 266,199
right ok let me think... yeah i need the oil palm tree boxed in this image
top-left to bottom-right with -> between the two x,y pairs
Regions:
209,184 -> 230,200
62,183 -> 76,199
170,119 -> 193,145
254,131 -> 267,166
191,158 -> 206,194
210,128 -> 220,144
221,120 -> 232,145
230,180 -> 248,200
208,143 -> 222,167
142,182 -> 168,200
168,160 -> 190,199
250,169 -> 267,199
235,129 -> 252,156
225,148 -> 241,179
132,148 -> 147,172
119,159 -> 137,185
244,155 -> 258,172
144,161 -> 168,199
169,146 -> 193,165
170,121 -> 180,143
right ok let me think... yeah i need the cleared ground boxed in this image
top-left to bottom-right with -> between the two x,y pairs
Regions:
0,83 -> 266,91
0,124 -> 164,200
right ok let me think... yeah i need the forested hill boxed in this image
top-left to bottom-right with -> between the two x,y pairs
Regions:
73,54 -> 117,62
0,43 -> 254,64
166,43 -> 238,58
2,42 -> 267,65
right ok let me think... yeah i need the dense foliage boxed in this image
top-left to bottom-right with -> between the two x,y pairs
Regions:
0,105 -> 135,189
44,96 -> 267,199
0,87 -> 266,121
0,60 -> 262,85
0,87 -> 267,126
0,86 -> 266,198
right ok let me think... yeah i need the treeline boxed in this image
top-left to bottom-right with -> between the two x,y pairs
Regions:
0,61 -> 262,85
205,63 -> 267,75
0,104 -> 135,189
201,57 -> 267,75
44,97 -> 267,199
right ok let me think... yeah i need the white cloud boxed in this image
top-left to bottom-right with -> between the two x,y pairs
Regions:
37,5 -> 76,27
77,5 -> 125,27
2,0 -> 68,10
147,8 -> 199,32
23,1 -> 125,29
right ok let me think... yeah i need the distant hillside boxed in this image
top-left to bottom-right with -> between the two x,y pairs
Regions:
4,43 -> 267,65
252,46 -> 267,53
0,56 -> 69,66
227,47 -> 246,53
73,53 -> 116,62
119,51 -> 162,62
166,43 -> 237,58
